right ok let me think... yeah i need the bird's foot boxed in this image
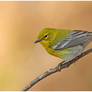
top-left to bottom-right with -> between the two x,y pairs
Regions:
57,61 -> 65,71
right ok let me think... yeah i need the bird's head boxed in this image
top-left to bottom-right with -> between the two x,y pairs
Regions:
34,28 -> 56,47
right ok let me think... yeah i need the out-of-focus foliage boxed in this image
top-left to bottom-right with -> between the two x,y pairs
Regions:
0,1 -> 92,91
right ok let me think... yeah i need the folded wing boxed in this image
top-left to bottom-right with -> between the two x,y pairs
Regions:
53,30 -> 92,50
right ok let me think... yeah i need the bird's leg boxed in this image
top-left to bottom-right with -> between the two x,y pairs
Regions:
57,61 -> 65,71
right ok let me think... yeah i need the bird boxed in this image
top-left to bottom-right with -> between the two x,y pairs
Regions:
34,28 -> 92,63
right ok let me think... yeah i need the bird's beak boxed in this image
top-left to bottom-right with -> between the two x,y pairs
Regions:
34,39 -> 42,43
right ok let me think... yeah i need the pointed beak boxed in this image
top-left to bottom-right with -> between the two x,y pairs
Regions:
34,39 -> 42,43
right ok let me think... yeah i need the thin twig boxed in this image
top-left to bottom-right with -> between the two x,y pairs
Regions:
22,48 -> 92,91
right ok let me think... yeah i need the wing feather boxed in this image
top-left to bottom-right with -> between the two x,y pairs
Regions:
53,30 -> 92,50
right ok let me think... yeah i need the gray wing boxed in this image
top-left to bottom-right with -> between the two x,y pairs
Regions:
53,30 -> 92,50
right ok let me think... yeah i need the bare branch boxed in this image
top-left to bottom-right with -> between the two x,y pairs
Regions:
22,48 -> 92,91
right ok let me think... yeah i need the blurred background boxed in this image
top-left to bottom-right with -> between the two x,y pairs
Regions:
0,1 -> 92,91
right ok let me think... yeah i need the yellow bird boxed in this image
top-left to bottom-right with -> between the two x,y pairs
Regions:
35,28 -> 92,62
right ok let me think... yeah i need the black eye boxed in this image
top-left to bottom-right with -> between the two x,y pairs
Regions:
44,35 -> 48,38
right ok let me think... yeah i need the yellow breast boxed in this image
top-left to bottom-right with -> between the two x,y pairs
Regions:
45,46 -> 62,58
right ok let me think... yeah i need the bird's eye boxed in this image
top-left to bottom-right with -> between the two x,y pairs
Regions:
43,34 -> 48,40
44,35 -> 48,38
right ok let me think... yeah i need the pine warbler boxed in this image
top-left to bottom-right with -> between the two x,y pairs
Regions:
35,28 -> 92,62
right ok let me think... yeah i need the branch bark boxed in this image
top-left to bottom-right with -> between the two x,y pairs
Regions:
22,48 -> 92,91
